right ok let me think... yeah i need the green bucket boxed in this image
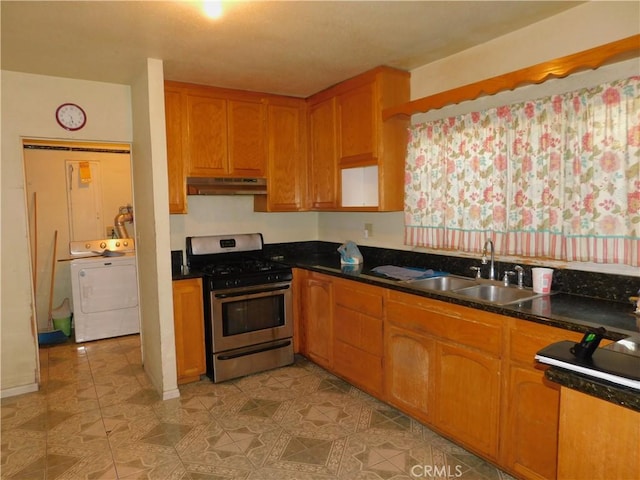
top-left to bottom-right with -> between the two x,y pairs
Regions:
52,317 -> 72,337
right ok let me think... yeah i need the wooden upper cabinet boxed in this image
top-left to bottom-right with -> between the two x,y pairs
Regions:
338,82 -> 376,164
305,67 -> 410,211
308,97 -> 338,209
254,97 -> 307,212
164,81 -> 267,181
227,99 -> 266,177
187,93 -> 267,177
186,93 -> 228,176
165,66 -> 409,214
164,87 -> 187,214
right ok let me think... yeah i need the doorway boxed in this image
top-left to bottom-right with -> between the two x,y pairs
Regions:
23,139 -> 137,338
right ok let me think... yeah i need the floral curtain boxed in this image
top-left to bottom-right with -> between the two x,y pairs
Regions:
405,76 -> 640,266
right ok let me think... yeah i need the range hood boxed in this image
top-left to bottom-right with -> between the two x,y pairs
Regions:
186,177 -> 267,195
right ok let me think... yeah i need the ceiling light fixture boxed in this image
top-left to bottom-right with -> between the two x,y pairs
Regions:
202,1 -> 224,19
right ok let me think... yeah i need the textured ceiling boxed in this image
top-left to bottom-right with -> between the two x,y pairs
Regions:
1,1 -> 582,97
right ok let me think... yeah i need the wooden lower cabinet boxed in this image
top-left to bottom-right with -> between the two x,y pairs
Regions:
384,324 -> 435,424
500,319 -> 584,480
435,341 -> 501,460
172,278 -> 206,384
557,387 -> 640,480
300,272 -> 333,368
332,278 -> 384,396
384,291 -> 502,460
297,273 -> 614,479
502,365 -> 561,480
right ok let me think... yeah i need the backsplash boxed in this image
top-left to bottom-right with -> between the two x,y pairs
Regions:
265,241 -> 639,305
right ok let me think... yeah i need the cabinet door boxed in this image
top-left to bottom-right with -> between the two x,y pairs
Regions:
308,97 -> 338,209
337,82 -> 376,164
502,365 -> 560,480
558,387 -> 640,480
172,278 -> 206,384
228,99 -> 266,177
256,101 -> 306,211
186,93 -> 228,176
164,88 -> 187,214
435,342 -> 501,460
384,324 -> 435,424
301,275 -> 333,368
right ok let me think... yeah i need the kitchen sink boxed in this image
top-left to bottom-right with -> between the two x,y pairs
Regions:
406,275 -> 547,305
453,284 -> 543,305
409,275 -> 478,292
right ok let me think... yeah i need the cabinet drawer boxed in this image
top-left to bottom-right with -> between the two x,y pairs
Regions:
334,340 -> 383,395
334,280 -> 383,318
334,304 -> 382,355
509,319 -> 584,365
387,298 -> 502,356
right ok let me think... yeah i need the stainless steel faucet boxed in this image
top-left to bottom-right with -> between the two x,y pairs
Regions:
514,265 -> 524,289
482,239 -> 495,280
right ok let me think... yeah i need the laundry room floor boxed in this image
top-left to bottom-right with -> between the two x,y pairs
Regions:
1,335 -> 514,479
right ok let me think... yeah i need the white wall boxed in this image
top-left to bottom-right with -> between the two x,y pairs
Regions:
318,1 -> 640,276
130,58 -> 179,400
170,195 -> 318,255
410,1 -> 640,99
1,71 -> 132,396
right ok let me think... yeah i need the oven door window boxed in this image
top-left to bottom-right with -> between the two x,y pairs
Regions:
222,295 -> 285,336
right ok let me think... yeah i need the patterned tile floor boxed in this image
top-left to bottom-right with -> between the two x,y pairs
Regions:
1,335 -> 514,479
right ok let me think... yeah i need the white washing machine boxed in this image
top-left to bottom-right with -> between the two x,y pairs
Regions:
69,239 -> 140,343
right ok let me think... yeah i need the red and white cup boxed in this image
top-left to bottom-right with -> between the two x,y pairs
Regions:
532,267 -> 553,294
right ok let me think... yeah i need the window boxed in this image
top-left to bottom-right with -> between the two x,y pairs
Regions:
405,76 -> 640,267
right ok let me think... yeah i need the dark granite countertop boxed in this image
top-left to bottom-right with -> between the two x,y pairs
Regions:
278,252 -> 638,340
545,368 -> 639,412
171,266 -> 204,281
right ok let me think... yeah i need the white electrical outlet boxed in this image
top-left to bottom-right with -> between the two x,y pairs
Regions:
364,223 -> 373,238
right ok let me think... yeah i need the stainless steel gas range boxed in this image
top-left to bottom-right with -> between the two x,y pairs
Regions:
186,233 -> 294,382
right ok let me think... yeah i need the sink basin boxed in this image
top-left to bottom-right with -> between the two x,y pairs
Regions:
409,275 -> 478,291
453,284 -> 542,305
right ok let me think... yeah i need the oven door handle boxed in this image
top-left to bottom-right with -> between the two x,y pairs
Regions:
214,284 -> 290,299
217,339 -> 292,361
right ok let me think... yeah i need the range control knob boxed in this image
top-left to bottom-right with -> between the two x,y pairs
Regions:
85,243 -> 92,249
115,241 -> 121,247
99,242 -> 107,249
